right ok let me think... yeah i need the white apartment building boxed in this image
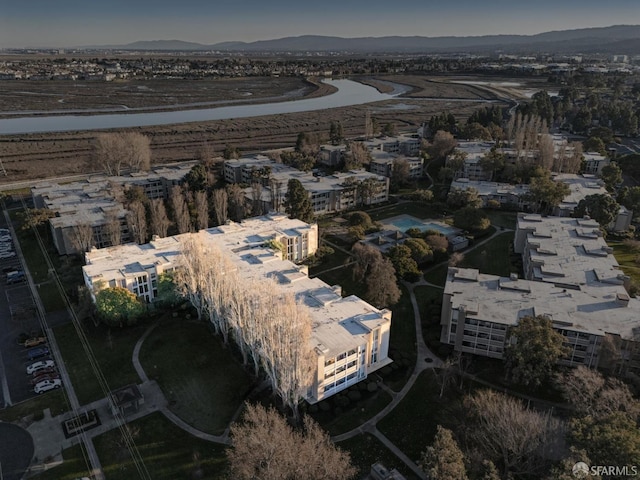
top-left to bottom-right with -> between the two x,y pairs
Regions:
362,134 -> 421,156
32,162 -> 196,255
440,214 -> 640,373
82,214 -> 392,404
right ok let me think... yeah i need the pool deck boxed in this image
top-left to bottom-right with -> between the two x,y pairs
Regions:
379,214 -> 460,237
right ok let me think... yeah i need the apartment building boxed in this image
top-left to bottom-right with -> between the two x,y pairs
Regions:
369,150 -> 424,179
362,134 -> 421,156
449,179 -> 531,209
31,163 -> 195,255
440,214 -> 640,373
83,214 -> 392,404
224,157 -> 389,215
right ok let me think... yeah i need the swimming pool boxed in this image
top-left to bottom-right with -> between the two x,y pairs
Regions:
381,215 -> 459,236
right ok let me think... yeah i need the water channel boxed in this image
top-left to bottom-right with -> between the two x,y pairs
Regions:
0,79 -> 410,135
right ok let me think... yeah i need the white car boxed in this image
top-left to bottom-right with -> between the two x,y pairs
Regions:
0,252 -> 15,259
34,378 -> 61,394
26,359 -> 55,375
0,236 -> 11,242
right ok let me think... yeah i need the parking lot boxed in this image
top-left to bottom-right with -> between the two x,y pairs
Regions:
0,211 -> 60,406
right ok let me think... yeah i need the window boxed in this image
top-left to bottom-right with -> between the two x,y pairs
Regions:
324,358 -> 335,367
336,365 -> 346,374
347,348 -> 358,356
337,352 -> 347,361
347,360 -> 357,369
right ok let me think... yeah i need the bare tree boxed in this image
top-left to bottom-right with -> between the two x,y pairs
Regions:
228,403 -> 356,480
70,219 -> 95,253
250,181 -> 264,216
564,141 -> 583,174
94,132 -> 151,176
465,389 -> 563,477
104,211 -> 122,247
212,188 -> 228,226
538,134 -> 555,171
194,191 -> 209,231
126,200 -> 148,244
149,199 -> 171,238
226,183 -> 247,222
170,186 -> 191,234
346,141 -> 371,170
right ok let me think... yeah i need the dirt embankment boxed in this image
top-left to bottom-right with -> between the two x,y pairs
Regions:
0,75 -> 519,184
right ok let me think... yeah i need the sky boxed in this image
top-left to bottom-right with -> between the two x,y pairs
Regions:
1,0 -> 639,48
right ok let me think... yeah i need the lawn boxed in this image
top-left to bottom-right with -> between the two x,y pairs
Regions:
377,370 -> 471,463
367,201 -> 447,222
338,433 -> 419,480
309,388 -> 392,436
93,412 -> 228,480
459,231 -> 518,278
383,284 -> 417,391
54,320 -> 146,405
0,390 -> 68,423
32,444 -> 91,480
609,240 -> 640,285
139,320 -> 254,435
413,285 -> 446,354
484,209 -> 518,229
423,263 -> 449,287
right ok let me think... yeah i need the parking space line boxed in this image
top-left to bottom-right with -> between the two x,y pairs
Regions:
0,347 -> 12,407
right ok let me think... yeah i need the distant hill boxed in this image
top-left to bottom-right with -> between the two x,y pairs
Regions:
85,25 -> 640,54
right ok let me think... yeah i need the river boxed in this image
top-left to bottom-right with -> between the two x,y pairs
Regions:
0,79 -> 409,135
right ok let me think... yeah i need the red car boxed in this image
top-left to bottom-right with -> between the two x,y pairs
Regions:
31,372 -> 60,386
31,367 -> 56,378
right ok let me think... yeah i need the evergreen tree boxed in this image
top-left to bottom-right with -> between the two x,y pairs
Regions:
419,425 -> 468,480
284,179 -> 314,223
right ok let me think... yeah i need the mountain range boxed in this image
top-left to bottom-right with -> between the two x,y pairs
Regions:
86,25 -> 640,54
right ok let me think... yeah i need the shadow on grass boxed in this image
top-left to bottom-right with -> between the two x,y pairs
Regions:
94,412 -> 228,480
139,320 -> 254,436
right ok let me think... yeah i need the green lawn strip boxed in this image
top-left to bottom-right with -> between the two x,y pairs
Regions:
460,232 -> 516,277
93,412 -> 228,480
308,247 -> 351,276
423,263 -> 448,286
36,281 -> 67,313
377,370 -> 470,463
54,321 -> 145,405
32,444 -> 92,480
413,286 -> 445,353
139,320 -> 254,436
338,433 -> 419,480
0,390 -> 68,423
309,389 -> 392,436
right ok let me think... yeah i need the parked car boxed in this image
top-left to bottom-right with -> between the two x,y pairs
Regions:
3,266 -> 17,273
26,359 -> 55,375
0,228 -> 9,235
0,236 -> 12,242
7,271 -> 25,284
24,336 -> 47,348
0,252 -> 16,259
27,346 -> 49,360
31,372 -> 60,385
34,378 -> 61,394
30,366 -> 56,377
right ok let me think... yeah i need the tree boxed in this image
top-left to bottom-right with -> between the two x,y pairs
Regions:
284,179 -> 314,223
223,144 -> 240,160
403,237 -> 433,264
329,121 -> 344,145
478,149 -> 505,181
465,389 -> 562,477
584,136 -> 607,155
453,207 -> 490,232
537,134 -> 555,171
387,244 -> 420,279
462,122 -> 492,141
419,425 -> 468,480
149,198 -> 171,238
447,187 -> 483,209
357,178 -> 383,206
391,158 -> 410,188
345,141 -> 371,170
104,211 -> 122,247
95,286 -> 145,327
227,403 -> 356,480
408,189 -> 434,203
600,163 -> 623,192
183,164 -> 209,192
527,174 -> 571,213
618,186 -> 640,220
126,200 -> 148,244
574,194 -> 620,229
351,243 -> 400,308
382,122 -> 397,136
194,191 -> 209,231
18,208 -> 56,230
226,184 -> 247,222
504,315 -> 568,388
427,130 -> 457,160
70,220 -> 95,253
94,132 -> 151,176
155,272 -> 180,308
212,188 -> 229,226
170,186 -> 191,234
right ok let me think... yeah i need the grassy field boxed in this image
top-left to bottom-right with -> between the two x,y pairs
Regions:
0,390 -> 68,423
139,320 -> 254,435
413,286 -> 445,354
609,240 -> 640,285
54,320 -> 146,405
338,433 -> 419,480
32,444 -> 92,480
484,209 -> 518,229
459,232 -> 517,278
94,412 -> 229,480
